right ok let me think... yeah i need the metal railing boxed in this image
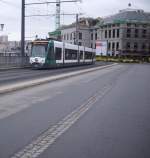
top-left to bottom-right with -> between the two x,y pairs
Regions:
0,55 -> 30,68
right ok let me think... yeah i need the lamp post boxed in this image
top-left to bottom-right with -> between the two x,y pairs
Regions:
0,24 -> 4,31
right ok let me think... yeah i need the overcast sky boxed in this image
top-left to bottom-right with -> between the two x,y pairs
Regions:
0,0 -> 149,41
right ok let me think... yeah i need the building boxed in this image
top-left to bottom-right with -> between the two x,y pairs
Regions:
0,35 -> 8,43
0,35 -> 9,53
60,17 -> 100,48
0,35 -> 31,56
97,8 -> 150,57
59,8 -> 150,58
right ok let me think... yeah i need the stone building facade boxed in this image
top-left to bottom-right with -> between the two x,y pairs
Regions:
61,18 -> 99,48
97,9 -> 150,57
59,8 -> 150,57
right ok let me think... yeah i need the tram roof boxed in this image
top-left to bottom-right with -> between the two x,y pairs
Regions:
31,40 -> 49,45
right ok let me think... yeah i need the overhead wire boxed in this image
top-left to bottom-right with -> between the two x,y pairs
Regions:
25,0 -> 55,39
0,0 -> 83,39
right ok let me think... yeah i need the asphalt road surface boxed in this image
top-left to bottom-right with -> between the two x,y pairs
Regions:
0,62 -> 109,87
0,63 -> 150,158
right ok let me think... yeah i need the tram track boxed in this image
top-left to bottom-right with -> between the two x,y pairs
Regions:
0,62 -> 111,86
0,63 -> 117,95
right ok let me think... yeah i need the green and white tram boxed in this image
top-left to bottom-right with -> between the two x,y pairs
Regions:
30,39 -> 95,68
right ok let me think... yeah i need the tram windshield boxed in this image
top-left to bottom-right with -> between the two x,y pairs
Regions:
31,45 -> 47,58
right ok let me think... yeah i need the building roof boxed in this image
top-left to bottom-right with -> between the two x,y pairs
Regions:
102,9 -> 150,25
60,17 -> 100,30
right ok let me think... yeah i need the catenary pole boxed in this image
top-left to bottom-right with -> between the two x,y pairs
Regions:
21,0 -> 25,57
75,13 -> 79,45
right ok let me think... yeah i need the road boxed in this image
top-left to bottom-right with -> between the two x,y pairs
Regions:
0,62 -> 109,87
0,64 -> 150,158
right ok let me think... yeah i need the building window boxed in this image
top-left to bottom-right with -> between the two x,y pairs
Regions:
112,42 -> 115,50
91,43 -> 93,48
95,33 -> 97,40
142,43 -> 146,50
127,23 -> 131,27
116,42 -> 119,51
134,43 -> 138,49
70,33 -> 72,40
113,29 -> 115,38
142,30 -> 147,38
79,32 -> 82,40
108,42 -> 111,50
117,29 -> 120,38
74,32 -> 76,39
105,30 -> 107,38
67,34 -> 69,40
135,29 -> 139,38
126,42 -> 131,49
91,33 -> 93,40
109,30 -> 111,38
127,29 -> 131,38
135,24 -> 139,27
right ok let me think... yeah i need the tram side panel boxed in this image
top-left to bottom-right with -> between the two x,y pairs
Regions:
54,41 -> 64,66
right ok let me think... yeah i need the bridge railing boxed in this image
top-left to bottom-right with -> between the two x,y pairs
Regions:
0,54 -> 30,68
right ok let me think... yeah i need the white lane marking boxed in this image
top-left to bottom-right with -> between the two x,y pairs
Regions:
11,84 -> 113,158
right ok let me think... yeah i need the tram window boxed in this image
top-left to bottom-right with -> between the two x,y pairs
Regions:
32,45 -> 47,57
65,49 -> 77,60
55,47 -> 62,60
85,51 -> 92,59
80,51 -> 83,59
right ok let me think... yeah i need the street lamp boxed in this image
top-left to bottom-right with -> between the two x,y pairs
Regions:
0,24 -> 4,31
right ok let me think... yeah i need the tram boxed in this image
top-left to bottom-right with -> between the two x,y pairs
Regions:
30,39 -> 96,68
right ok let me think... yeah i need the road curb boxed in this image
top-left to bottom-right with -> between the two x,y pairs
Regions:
0,63 -> 118,94
0,66 -> 30,71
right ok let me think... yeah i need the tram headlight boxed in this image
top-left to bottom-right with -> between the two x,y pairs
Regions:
35,58 -> 38,62
30,58 -> 34,63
